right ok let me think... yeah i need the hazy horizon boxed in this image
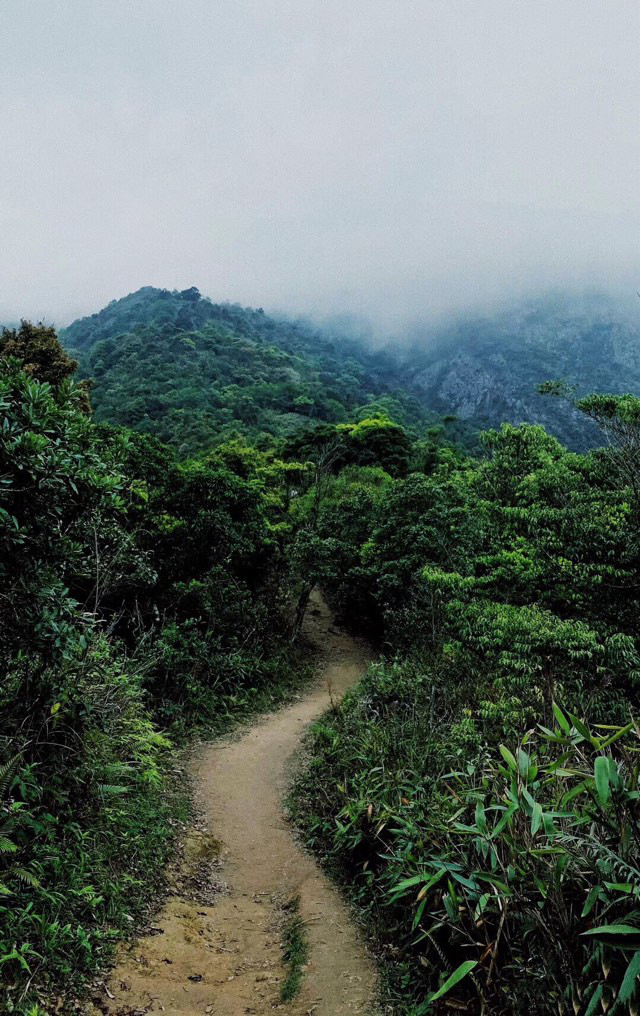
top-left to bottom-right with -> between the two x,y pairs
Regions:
1,1 -> 638,332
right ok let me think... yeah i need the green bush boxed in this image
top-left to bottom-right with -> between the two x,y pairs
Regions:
293,666 -> 640,1013
0,639 -> 181,1012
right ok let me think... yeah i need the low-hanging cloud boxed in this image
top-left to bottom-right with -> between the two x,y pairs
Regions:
1,0 -> 638,332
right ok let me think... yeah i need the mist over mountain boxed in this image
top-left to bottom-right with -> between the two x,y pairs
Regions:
61,285 -> 640,453
399,291 -> 640,448
2,3 -> 638,331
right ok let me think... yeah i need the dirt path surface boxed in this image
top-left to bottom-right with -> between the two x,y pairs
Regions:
89,592 -> 377,1016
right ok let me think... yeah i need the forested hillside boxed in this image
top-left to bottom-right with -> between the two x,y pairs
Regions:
0,319 -> 430,1013
62,286 -> 432,456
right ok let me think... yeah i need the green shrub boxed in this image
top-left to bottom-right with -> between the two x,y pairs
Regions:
293,667 -> 640,1014
0,639 -> 181,1013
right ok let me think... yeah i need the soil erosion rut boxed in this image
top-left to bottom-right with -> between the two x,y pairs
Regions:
91,592 -> 377,1016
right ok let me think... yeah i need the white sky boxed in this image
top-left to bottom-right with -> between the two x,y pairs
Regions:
1,0 -> 638,329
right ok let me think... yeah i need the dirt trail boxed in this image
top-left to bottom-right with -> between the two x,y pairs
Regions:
89,592 -> 377,1016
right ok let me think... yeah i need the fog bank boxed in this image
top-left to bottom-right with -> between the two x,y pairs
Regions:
1,1 -> 638,331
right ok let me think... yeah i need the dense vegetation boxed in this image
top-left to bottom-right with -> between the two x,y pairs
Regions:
0,321 -> 323,1012
291,394 -> 640,1013
63,286 -> 435,457
0,313 -> 439,1012
4,292 -> 640,1015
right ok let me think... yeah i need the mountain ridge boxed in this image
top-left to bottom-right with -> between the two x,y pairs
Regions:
61,286 -> 640,452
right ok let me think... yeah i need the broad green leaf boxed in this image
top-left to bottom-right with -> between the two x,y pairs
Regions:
616,949 -> 640,1003
583,984 -> 603,1016
552,702 -> 572,735
581,924 -> 640,937
603,882 -> 635,894
499,745 -> 517,771
474,802 -> 488,834
581,924 -> 640,948
412,896 -> 428,931
426,960 -> 478,1003
451,871 -> 478,891
581,885 -> 602,917
567,711 -> 592,742
594,755 -> 611,807
491,804 -> 518,838
389,873 -> 425,894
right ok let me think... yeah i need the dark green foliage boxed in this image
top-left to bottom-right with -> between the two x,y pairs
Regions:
0,356 -> 178,1009
0,328 -> 306,1011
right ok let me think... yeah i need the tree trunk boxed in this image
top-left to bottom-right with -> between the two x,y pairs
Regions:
292,582 -> 314,639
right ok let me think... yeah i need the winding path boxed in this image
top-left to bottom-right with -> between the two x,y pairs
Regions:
90,592 -> 377,1015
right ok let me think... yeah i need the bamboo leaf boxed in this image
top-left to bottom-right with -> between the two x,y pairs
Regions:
552,702 -> 572,735
616,949 -> 640,1004
595,755 -> 611,807
499,745 -> 518,771
426,960 -> 478,1003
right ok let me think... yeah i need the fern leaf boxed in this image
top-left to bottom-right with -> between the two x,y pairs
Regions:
13,867 -> 41,888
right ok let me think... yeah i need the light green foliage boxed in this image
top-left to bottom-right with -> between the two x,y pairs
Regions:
336,416 -> 413,475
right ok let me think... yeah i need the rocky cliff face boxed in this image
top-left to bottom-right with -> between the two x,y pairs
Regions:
402,295 -> 640,448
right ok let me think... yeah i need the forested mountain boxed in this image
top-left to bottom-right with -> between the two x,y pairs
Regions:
62,286 -> 430,456
62,287 -> 640,454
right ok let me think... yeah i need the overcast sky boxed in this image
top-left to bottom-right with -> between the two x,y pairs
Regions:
1,0 -> 638,330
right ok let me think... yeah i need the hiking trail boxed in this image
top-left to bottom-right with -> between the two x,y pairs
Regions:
89,591 -> 377,1016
